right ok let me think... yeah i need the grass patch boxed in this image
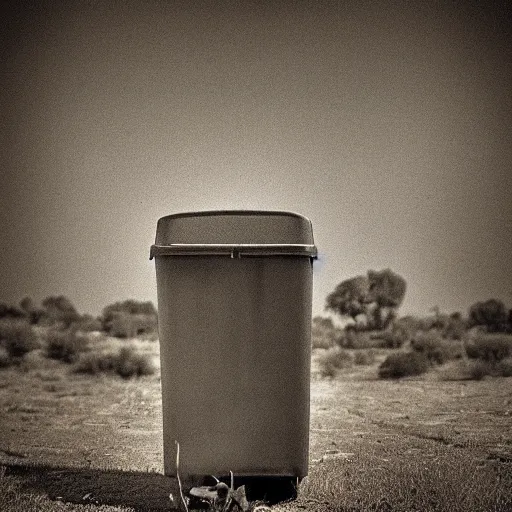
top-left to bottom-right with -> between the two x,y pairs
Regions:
298,452 -> 512,511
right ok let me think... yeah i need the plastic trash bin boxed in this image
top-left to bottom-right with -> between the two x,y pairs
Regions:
150,210 -> 317,482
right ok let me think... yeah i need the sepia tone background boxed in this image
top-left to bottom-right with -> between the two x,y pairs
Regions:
1,0 -> 511,318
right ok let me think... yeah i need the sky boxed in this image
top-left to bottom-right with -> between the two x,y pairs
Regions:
1,0 -> 511,321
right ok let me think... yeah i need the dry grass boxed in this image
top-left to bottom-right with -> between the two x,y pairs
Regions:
292,452 -> 512,511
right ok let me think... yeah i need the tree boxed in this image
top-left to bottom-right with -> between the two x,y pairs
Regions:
326,269 -> 407,329
468,299 -> 508,332
325,275 -> 371,322
367,269 -> 407,329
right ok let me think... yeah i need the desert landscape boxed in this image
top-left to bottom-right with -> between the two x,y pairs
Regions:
0,295 -> 511,511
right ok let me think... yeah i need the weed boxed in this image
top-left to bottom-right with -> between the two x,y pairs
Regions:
378,351 -> 428,379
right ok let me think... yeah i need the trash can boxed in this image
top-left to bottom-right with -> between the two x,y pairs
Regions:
150,210 -> 317,483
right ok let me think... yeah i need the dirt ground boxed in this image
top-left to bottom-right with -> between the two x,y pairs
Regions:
0,341 -> 511,511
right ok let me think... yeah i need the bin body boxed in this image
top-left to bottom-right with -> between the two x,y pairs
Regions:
151,211 -> 316,479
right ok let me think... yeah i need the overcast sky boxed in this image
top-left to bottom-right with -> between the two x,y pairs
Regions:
1,0 -> 511,320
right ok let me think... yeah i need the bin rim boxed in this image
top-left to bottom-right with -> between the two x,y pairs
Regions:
150,243 -> 318,259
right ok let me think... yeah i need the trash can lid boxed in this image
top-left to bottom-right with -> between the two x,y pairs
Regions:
150,210 -> 317,259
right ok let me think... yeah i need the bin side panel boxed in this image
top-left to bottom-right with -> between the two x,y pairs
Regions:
156,256 -> 312,478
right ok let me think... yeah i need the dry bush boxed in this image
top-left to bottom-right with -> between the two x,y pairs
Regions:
496,357 -> 512,377
311,316 -> 342,349
115,346 -> 155,378
411,331 -> 464,365
377,325 -> 410,348
74,346 -> 155,378
45,329 -> 89,363
74,352 -> 116,375
467,360 -> 494,380
70,314 -> 103,333
317,347 -> 353,378
378,351 -> 428,379
0,319 -> 39,360
341,327 -> 373,349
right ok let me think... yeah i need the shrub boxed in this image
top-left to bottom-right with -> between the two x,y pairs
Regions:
465,334 -> 512,362
115,347 -> 155,378
411,331 -> 463,365
74,346 -> 155,378
311,316 -> 342,349
341,326 -> 373,349
354,349 -> 376,366
496,358 -> 512,377
0,303 -> 27,320
104,312 -> 158,338
317,347 -> 353,378
378,325 -> 410,348
443,312 -> 467,340
41,295 -> 81,328
101,300 -> 158,337
74,352 -> 116,375
0,319 -> 39,359
45,330 -> 89,363
467,360 -> 494,380
70,315 -> 103,333
378,351 -> 428,379
469,299 -> 509,332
